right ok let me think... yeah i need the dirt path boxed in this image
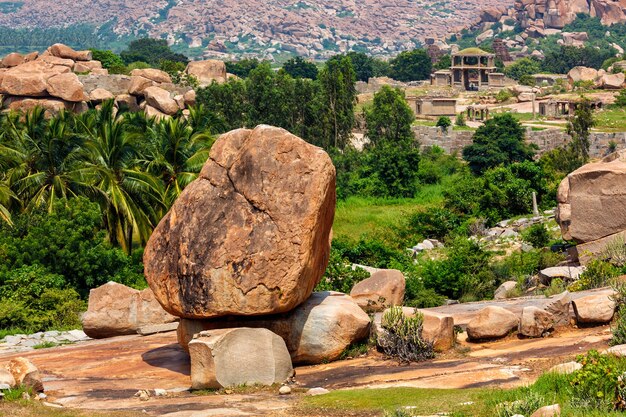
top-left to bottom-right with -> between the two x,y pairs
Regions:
0,288 -> 615,416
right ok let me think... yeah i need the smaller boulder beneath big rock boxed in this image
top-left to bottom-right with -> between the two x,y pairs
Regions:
494,281 -> 517,300
130,68 -> 172,84
467,306 -> 518,341
189,328 -> 294,389
350,269 -> 405,312
519,306 -> 554,338
185,60 -> 227,86
143,86 -> 179,115
545,291 -> 572,326
572,293 -> 616,324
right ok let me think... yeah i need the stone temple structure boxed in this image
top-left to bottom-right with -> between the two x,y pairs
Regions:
432,48 -> 505,90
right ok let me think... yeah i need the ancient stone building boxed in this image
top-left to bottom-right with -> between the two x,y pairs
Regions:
406,96 -> 457,118
492,39 -> 511,62
538,98 -> 603,119
431,48 -> 505,90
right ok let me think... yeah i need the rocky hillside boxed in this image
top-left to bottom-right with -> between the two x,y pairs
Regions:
0,0 -> 514,59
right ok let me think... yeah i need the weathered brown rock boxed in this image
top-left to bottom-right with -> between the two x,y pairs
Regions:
0,367 -> 16,388
4,97 -> 83,116
46,72 -> 88,102
73,60 -> 103,73
530,404 -> 561,417
177,292 -> 371,364
572,293 -> 616,324
49,43 -> 92,61
467,306 -> 519,340
349,269 -> 405,312
23,52 -> 38,63
185,60 -> 227,86
145,104 -> 169,120
1,53 -> 24,68
143,85 -> 179,115
567,66 -> 599,84
7,357 -> 44,392
557,150 -> 626,243
37,55 -> 76,68
519,306 -> 554,337
130,68 -> 172,83
545,291 -> 572,326
183,89 -> 196,107
0,61 -> 57,96
128,75 -> 154,96
599,72 -> 625,89
145,125 -> 336,319
90,88 -> 115,102
494,281 -> 517,300
189,328 -> 294,389
115,94 -> 140,111
82,282 -> 177,339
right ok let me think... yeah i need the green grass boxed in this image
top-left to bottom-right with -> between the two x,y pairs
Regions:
33,341 -> 58,349
333,184 -> 445,241
594,107 -> 626,132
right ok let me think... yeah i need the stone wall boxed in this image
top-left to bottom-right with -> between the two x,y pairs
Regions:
413,125 -> 626,158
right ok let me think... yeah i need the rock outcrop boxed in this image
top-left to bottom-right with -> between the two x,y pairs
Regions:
177,292 -> 371,364
6,357 -> 44,392
144,125 -> 336,319
185,60 -> 227,86
519,306 -> 554,337
82,282 -> 177,339
467,306 -> 519,340
572,293 -> 616,324
349,269 -> 406,312
494,281 -> 517,300
189,328 -> 294,389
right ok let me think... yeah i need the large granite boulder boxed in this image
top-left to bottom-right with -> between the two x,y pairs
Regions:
82,282 -> 177,339
185,60 -> 227,86
494,281 -> 517,300
572,293 -> 616,324
46,72 -> 88,102
177,292 -> 371,364
0,61 -> 60,96
128,76 -> 154,95
599,72 -> 625,89
467,306 -> 519,341
349,269 -> 405,312
189,328 -> 293,389
1,52 -> 24,68
557,151 -> 626,243
567,66 -> 598,84
545,291 -> 572,326
130,68 -> 172,84
144,125 -> 336,318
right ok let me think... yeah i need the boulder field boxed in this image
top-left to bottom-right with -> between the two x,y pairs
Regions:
0,44 -> 227,118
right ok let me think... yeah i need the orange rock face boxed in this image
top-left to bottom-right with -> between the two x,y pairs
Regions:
144,125 -> 336,319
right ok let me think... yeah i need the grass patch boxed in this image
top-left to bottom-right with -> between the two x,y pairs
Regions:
594,107 -> 626,132
0,402 -> 144,417
333,184 -> 445,241
33,341 -> 58,349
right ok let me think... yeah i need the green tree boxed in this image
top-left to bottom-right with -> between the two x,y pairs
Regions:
433,54 -> 451,71
436,116 -> 452,133
615,89 -> 626,107
567,99 -> 596,163
389,49 -> 432,82
225,58 -> 261,78
89,49 -> 125,70
365,86 -> 415,146
317,56 -> 357,149
120,38 -> 188,66
345,52 -> 375,81
368,139 -> 421,198
282,56 -> 318,79
462,114 -> 535,175
504,58 -> 541,81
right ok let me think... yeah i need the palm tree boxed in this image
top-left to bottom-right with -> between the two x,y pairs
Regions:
4,108 -> 92,213
78,101 -> 164,254
139,116 -> 213,208
0,182 -> 15,225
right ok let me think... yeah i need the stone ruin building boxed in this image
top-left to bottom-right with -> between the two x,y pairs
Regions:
431,48 -> 505,90
538,98 -> 603,119
492,39 -> 511,63
406,96 -> 457,119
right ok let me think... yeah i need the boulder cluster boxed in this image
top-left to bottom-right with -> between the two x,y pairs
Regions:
557,150 -> 626,264
567,66 -> 626,89
0,44 -> 228,118
139,125 -> 374,388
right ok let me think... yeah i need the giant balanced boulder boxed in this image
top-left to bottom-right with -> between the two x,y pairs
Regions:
144,125 -> 336,318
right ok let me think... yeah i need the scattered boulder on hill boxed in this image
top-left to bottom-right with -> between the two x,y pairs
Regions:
530,404 -> 561,417
519,306 -> 554,337
539,266 -> 584,285
177,292 -> 371,364
349,269 -> 406,312
185,60 -> 227,86
82,282 -> 177,339
144,125 -> 336,319
1,52 -> 24,68
567,66 -> 598,84
572,293 -> 616,324
599,72 -> 625,89
467,306 -> 518,341
49,43 -> 92,61
189,328 -> 294,389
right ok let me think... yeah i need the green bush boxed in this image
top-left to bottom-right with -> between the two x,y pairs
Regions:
522,224 -> 551,248
316,247 -> 370,293
570,350 -> 626,411
495,391 -> 544,417
436,116 -> 452,133
379,306 -> 434,363
455,112 -> 466,127
403,207 -> 462,241
611,282 -> 626,346
495,89 -> 513,103
569,259 -> 620,291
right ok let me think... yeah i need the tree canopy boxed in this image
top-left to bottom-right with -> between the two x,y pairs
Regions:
389,49 -> 432,82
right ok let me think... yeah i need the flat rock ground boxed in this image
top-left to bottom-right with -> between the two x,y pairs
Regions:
0,289 -> 614,417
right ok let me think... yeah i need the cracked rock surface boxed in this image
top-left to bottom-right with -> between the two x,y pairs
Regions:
144,125 -> 336,318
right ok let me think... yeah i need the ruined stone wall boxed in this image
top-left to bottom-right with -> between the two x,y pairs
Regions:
413,125 -> 626,158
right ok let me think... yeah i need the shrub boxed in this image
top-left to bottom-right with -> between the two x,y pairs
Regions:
616,89 -> 626,108
570,350 -> 626,411
521,224 -> 550,248
403,207 -> 462,241
569,259 -> 620,291
455,112 -> 466,127
495,89 -> 513,102
436,116 -> 452,133
611,282 -> 626,346
603,235 -> 626,267
379,306 -> 434,363
495,391 -> 544,417
316,247 -> 370,293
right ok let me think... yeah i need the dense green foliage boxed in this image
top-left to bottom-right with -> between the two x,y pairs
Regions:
379,307 -> 434,363
225,58 -> 262,78
120,38 -> 189,66
282,56 -> 318,79
462,114 -> 536,175
389,49 -> 432,81
541,45 -> 617,74
504,58 -> 541,81
365,86 -> 415,146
